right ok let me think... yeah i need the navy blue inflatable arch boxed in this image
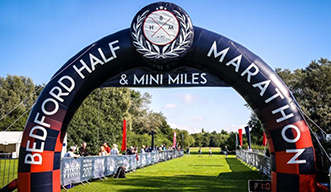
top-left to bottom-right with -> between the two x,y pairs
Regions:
18,3 -> 316,192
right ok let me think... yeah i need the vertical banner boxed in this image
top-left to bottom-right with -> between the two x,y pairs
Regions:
181,133 -> 184,148
235,133 -> 238,148
245,126 -> 251,149
263,132 -> 267,146
121,119 -> 127,151
151,130 -> 155,151
173,132 -> 176,148
238,129 -> 242,146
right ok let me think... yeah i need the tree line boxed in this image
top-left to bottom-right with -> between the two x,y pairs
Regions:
0,76 -> 187,154
0,58 -> 329,155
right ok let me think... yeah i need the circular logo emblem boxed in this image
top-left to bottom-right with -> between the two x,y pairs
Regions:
143,10 -> 180,45
131,2 -> 194,70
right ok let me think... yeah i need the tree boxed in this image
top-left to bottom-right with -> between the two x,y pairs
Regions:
174,129 -> 195,149
0,75 -> 40,131
202,132 -> 211,147
247,113 -> 263,145
224,132 -> 236,151
67,87 -> 133,154
158,118 -> 173,141
276,58 -> 331,133
192,133 -> 203,147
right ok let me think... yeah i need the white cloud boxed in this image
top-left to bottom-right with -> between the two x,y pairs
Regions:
188,116 -> 204,121
224,124 -> 247,133
181,125 -> 201,134
169,122 -> 201,134
180,93 -> 198,104
164,104 -> 177,109
168,122 -> 179,129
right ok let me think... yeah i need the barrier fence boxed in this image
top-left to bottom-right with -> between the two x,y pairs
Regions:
0,155 -> 18,188
235,150 -> 271,178
61,150 -> 184,187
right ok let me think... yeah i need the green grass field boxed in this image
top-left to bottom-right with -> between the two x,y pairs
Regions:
189,147 -> 224,154
0,159 -> 18,188
63,154 -> 265,192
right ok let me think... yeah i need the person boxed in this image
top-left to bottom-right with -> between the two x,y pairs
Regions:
141,145 -> 145,153
79,142 -> 89,156
73,145 -> 79,155
198,147 -> 202,157
126,146 -> 134,155
209,147 -> 212,157
64,146 -> 80,158
186,147 -> 190,157
111,144 -> 119,155
145,145 -> 150,152
135,146 -> 139,161
103,142 -> 111,154
224,145 -> 228,157
99,146 -> 108,156
132,146 -> 137,154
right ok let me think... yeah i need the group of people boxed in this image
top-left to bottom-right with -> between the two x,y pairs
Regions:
64,142 -> 180,158
64,142 -> 90,158
195,146 -> 229,157
64,141 -> 117,158
98,142 -> 119,156
125,144 -> 181,155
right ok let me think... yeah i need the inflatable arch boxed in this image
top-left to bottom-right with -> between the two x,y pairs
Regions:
18,2 -> 316,192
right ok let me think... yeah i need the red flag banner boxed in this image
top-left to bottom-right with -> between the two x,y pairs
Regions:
238,129 -> 242,146
263,132 -> 267,146
172,131 -> 176,148
121,119 -> 127,151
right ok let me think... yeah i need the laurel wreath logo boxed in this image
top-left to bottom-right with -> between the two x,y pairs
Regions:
132,10 -> 193,59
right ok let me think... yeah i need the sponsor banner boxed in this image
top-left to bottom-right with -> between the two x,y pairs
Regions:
93,157 -> 106,179
81,157 -> 93,182
61,158 -> 82,186
105,156 -> 117,176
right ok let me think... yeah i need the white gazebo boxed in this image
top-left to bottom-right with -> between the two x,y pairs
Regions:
0,131 -> 23,158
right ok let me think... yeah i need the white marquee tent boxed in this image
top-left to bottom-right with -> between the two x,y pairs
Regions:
0,131 -> 68,158
0,131 -> 22,158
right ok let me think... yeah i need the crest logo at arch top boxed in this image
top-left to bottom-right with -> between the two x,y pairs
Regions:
131,2 -> 194,70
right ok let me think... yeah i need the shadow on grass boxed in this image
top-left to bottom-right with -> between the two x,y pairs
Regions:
217,158 -> 263,180
107,175 -> 241,192
103,158 -> 264,192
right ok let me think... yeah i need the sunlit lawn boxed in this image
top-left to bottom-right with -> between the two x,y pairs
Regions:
0,159 -> 18,188
63,154 -> 265,192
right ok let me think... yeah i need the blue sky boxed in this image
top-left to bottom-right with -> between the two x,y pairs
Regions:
1,1 -> 330,133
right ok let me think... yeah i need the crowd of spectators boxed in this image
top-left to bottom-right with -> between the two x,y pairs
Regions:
64,141 -> 181,158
